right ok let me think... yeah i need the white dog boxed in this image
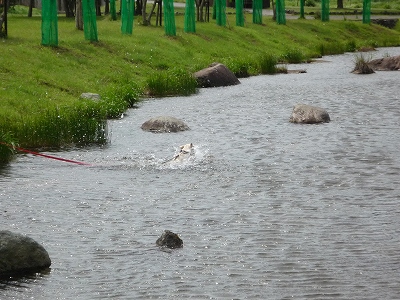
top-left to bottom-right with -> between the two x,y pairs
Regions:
167,143 -> 194,163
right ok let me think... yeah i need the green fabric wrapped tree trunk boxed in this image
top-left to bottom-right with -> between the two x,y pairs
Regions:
276,0 -> 286,25
216,0 -> 226,26
252,0 -> 262,24
363,0 -> 371,24
321,0 -> 329,22
121,0 -> 134,34
235,0 -> 244,27
163,0 -> 176,36
184,0 -> 196,32
299,0 -> 305,19
110,0 -> 117,20
82,0 -> 99,41
41,0 -> 58,46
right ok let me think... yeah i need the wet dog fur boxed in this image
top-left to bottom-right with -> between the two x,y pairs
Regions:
165,143 -> 194,163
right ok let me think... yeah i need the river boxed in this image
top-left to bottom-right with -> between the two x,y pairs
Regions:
1,47 -> 400,299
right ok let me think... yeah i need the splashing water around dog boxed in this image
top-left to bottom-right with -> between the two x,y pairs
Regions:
163,143 -> 195,165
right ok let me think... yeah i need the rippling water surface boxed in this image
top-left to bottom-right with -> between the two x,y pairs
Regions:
1,48 -> 400,299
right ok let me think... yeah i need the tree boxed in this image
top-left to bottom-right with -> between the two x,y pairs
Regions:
95,0 -> 101,16
195,0 -> 209,22
104,0 -> 110,14
0,9 -> 6,38
337,0 -> 343,9
135,0 -> 142,15
142,0 -> 148,25
76,0 -> 83,30
65,0 -> 75,17
28,0 -> 34,17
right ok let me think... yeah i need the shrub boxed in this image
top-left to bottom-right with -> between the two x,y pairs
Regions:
306,0 -> 316,7
282,48 -> 304,63
146,68 -> 197,97
0,131 -> 18,164
226,60 -> 252,78
317,42 -> 346,56
351,53 -> 374,74
259,53 -> 278,74
345,40 -> 357,52
101,82 -> 143,118
14,104 -> 108,149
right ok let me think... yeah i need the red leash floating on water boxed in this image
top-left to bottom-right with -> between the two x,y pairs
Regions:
0,142 -> 91,166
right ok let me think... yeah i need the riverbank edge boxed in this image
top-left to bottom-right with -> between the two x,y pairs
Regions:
1,15 -> 400,163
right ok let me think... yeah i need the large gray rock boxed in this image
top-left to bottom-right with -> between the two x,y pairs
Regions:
141,116 -> 190,133
371,19 -> 398,29
289,104 -> 330,124
194,63 -> 240,88
368,55 -> 400,71
156,230 -> 183,249
0,231 -> 51,277
80,92 -> 101,101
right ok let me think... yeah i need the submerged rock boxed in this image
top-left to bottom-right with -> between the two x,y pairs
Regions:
289,104 -> 330,124
0,230 -> 51,278
141,116 -> 190,133
194,63 -> 240,88
156,230 -> 183,249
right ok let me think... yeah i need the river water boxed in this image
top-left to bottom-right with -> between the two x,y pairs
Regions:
1,48 -> 400,299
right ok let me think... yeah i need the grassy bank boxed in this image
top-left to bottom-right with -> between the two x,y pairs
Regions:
1,8 -> 400,162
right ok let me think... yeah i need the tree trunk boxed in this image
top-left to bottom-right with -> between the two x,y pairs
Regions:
28,0 -> 34,17
65,0 -> 76,17
271,0 -> 276,20
104,0 -> 110,14
76,0 -> 83,30
196,0 -> 206,21
96,0 -> 101,15
142,0 -> 148,25
337,0 -> 343,9
135,0 -> 142,15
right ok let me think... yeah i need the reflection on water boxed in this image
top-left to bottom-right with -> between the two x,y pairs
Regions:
1,47 -> 400,299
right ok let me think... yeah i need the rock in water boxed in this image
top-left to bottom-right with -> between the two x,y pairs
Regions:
0,230 -> 51,278
368,55 -> 400,71
194,63 -> 240,88
156,230 -> 183,249
289,104 -> 330,124
141,116 -> 190,133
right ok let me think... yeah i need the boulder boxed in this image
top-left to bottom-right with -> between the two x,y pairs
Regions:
0,230 -> 51,278
289,104 -> 330,124
371,19 -> 398,29
156,230 -> 183,249
368,55 -> 400,71
141,116 -> 190,133
80,92 -> 101,101
194,63 -> 240,88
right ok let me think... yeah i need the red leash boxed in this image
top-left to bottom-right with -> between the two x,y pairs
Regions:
1,142 -> 91,166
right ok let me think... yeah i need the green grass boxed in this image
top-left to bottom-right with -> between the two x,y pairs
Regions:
260,53 -> 279,74
351,52 -> 374,73
284,0 -> 400,14
146,68 -> 198,97
0,131 -> 18,164
1,6 -> 400,162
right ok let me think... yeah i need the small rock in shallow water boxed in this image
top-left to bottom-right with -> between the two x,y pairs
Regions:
141,116 -> 190,133
156,230 -> 183,249
289,104 -> 330,124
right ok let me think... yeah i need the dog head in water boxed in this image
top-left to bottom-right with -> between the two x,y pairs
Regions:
173,143 -> 194,161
